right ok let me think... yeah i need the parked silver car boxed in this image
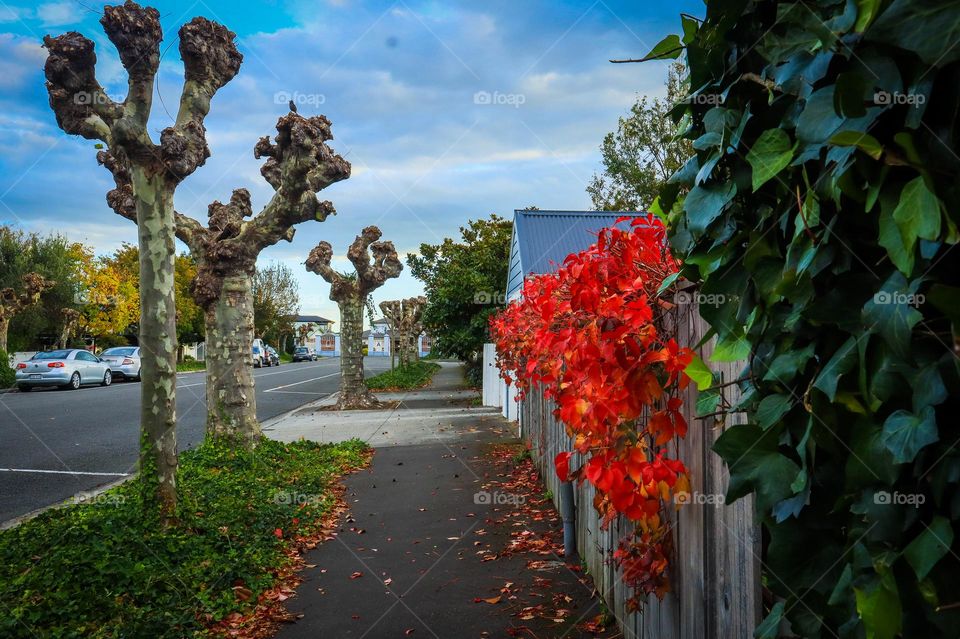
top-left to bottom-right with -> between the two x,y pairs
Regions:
99,346 -> 141,381
15,349 -> 113,391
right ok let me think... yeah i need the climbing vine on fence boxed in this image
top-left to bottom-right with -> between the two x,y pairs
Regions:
490,218 -> 704,607
647,0 -> 960,637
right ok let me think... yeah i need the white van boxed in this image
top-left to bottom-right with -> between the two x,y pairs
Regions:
251,338 -> 265,368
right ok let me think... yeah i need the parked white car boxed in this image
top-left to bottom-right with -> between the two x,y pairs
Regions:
99,346 -> 141,381
15,349 -> 112,391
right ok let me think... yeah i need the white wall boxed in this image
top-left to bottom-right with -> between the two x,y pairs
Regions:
482,343 -> 502,407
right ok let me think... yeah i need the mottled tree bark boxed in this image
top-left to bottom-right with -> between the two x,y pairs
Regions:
100,111 -> 349,446
0,317 -> 9,355
132,167 -> 178,517
379,296 -> 425,368
338,291 -> 370,408
59,308 -> 81,349
44,1 -> 242,523
203,273 -> 258,442
0,273 -> 54,353
306,227 -> 402,410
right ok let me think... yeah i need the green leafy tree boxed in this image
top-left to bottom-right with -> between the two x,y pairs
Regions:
0,227 -> 85,351
407,215 -> 512,377
587,63 -> 692,211
253,262 -> 300,348
651,3 -> 960,637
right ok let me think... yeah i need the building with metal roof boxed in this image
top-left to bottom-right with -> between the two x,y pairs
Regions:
505,210 -> 639,300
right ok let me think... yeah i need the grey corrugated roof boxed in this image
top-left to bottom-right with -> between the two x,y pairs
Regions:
506,210 -> 641,299
296,315 -> 334,323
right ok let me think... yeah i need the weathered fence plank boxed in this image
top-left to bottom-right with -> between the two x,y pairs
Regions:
518,299 -> 761,638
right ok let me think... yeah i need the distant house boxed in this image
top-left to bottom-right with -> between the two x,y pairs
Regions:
294,314 -> 334,343
363,318 -> 391,356
363,317 -> 431,358
491,210 -> 641,420
506,209 -> 636,302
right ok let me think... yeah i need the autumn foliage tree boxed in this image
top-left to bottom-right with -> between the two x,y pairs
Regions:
490,218 -> 699,605
44,1 -> 243,521
306,227 -> 402,409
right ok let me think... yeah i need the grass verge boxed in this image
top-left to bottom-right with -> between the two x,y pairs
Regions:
365,361 -> 441,390
177,359 -> 206,372
0,437 -> 370,638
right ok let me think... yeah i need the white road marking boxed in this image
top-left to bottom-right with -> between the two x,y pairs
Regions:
178,362 -> 338,388
0,468 -> 130,477
263,372 -> 340,392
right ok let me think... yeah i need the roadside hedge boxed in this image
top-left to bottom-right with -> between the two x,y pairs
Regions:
0,437 -> 369,637
652,1 -> 960,637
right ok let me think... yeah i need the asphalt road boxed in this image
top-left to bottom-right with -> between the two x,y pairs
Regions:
0,356 -> 394,524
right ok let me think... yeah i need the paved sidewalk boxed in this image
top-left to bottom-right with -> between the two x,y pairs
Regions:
267,362 -> 606,638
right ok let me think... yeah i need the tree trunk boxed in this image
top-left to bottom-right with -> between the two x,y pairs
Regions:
338,293 -> 378,409
204,273 -> 261,444
0,317 -> 9,353
132,167 -> 178,525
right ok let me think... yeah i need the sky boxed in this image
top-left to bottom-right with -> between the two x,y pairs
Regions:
0,0 -> 701,326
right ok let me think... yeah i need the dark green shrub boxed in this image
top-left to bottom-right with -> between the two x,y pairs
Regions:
653,2 -> 960,637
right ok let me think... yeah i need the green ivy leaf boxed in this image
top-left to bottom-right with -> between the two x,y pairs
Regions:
680,14 -> 699,44
893,177 -> 942,257
868,0 -> 960,66
711,332 -> 751,362
756,394 -> 793,429
854,571 -> 902,639
881,406 -> 938,464
904,516 -> 954,580
762,344 -> 815,384
683,182 -> 737,235
854,0 -> 882,31
684,354 -> 713,391
829,130 -> 883,159
878,195 -> 914,275
862,272 -> 923,361
642,34 -> 683,60
813,336 -> 859,401
713,424 -> 802,512
754,601 -> 784,639
747,129 -> 794,191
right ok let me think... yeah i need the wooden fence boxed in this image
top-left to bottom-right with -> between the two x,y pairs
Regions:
518,299 -> 762,638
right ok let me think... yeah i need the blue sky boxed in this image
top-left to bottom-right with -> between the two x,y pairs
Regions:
0,0 -> 701,324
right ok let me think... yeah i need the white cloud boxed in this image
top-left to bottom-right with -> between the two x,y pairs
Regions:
0,5 -> 29,24
36,2 -> 83,27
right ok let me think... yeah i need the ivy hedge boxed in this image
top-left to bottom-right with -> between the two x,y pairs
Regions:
651,0 -> 960,637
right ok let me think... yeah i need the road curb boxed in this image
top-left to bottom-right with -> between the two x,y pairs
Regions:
260,391 -> 340,432
0,473 -> 135,531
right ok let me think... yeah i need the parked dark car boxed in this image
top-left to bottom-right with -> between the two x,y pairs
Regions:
265,346 -> 280,366
292,346 -> 315,362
